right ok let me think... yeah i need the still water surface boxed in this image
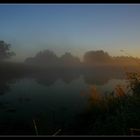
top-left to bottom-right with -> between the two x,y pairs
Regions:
0,68 -> 127,135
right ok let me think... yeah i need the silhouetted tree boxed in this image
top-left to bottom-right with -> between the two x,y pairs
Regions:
24,57 -> 34,64
35,50 -> 58,65
83,50 -> 112,65
0,40 -> 15,60
112,56 -> 140,66
60,52 -> 81,67
25,50 -> 59,67
25,50 -> 81,68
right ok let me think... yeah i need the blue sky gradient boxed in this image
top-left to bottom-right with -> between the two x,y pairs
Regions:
0,4 -> 140,61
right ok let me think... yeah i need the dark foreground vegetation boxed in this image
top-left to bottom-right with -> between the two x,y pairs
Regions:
60,72 -> 140,135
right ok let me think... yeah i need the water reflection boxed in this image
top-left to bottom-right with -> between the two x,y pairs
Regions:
0,63 -> 26,95
0,62 -> 128,93
18,97 -> 31,103
29,67 -> 125,87
0,63 -> 135,135
0,102 -> 7,110
83,67 -> 124,85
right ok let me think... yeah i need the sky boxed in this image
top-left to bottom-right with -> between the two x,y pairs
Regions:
0,4 -> 140,62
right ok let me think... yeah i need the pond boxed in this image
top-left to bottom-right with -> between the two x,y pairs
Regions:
0,65 -> 130,135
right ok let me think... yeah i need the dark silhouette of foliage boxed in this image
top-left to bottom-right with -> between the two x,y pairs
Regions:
65,72 -> 140,135
25,50 -> 81,68
113,56 -> 140,66
0,40 -> 15,60
25,50 -> 59,67
83,50 -> 112,65
24,49 -> 140,68
126,72 -> 140,96
60,52 -> 81,67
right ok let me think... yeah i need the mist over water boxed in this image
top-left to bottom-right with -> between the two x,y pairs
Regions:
1,4 -> 140,136
1,27 -> 140,135
0,58 -> 139,135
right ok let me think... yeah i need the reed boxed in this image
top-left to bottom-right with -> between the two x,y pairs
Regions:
75,69 -> 140,135
52,129 -> 61,136
33,119 -> 38,135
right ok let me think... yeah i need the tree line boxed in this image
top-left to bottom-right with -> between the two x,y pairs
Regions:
1,40 -> 140,67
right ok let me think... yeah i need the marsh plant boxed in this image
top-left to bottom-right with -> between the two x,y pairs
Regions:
69,72 -> 140,135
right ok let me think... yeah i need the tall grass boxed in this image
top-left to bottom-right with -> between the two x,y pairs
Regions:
69,71 -> 140,135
